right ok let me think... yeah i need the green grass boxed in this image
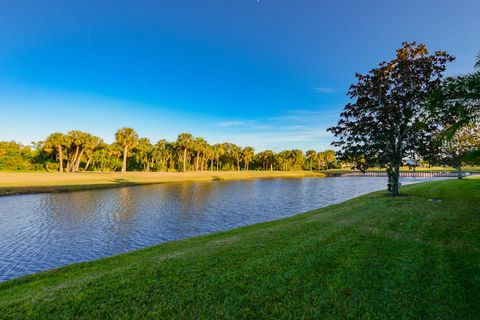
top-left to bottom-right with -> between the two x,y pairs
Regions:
1,179 -> 479,319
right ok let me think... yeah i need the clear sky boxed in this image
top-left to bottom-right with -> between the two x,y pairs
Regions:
0,0 -> 479,151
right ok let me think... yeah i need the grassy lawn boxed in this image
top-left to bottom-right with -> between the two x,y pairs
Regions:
1,178 -> 479,318
0,171 -> 325,196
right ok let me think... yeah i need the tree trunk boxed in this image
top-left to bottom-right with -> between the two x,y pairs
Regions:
195,153 -> 200,171
183,148 -> 187,172
74,149 -> 85,172
57,145 -> 64,173
392,166 -> 400,196
122,145 -> 128,173
70,146 -> 79,172
387,165 -> 400,196
85,159 -> 91,171
456,163 -> 463,180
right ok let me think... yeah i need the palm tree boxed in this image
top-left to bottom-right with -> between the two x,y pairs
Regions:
256,150 -> 275,171
213,143 -> 225,171
230,144 -> 242,171
44,133 -> 67,172
152,139 -> 171,171
135,138 -> 153,171
82,135 -> 102,171
324,150 -> 337,169
305,150 -> 317,171
66,130 -> 83,172
203,144 -> 214,171
431,51 -> 480,137
291,149 -> 304,171
176,133 -> 194,172
73,133 -> 100,172
242,146 -> 255,170
108,143 -> 123,172
317,151 -> 327,170
264,150 -> 275,171
442,124 -> 480,179
84,138 -> 104,171
115,127 -> 139,173
193,137 -> 207,171
278,150 -> 291,171
256,151 -> 267,170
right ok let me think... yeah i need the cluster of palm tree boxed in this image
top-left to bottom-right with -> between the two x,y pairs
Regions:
431,51 -> 480,136
305,150 -> 337,171
41,128 -> 338,173
43,131 -> 103,173
429,51 -> 480,176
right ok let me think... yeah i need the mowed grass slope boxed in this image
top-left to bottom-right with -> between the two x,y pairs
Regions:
1,179 -> 479,319
0,171 -> 325,196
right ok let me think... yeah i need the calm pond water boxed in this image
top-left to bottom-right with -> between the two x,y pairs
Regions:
0,177 -> 440,281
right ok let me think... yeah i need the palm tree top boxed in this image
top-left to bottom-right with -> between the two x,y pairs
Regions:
115,127 -> 139,148
475,51 -> 480,69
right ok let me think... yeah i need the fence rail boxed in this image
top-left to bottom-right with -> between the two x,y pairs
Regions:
340,171 -> 480,178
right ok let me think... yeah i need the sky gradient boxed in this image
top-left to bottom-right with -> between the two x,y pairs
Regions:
1,0 -> 479,151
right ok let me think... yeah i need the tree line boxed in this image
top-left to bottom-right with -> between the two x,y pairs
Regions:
0,130 -> 339,173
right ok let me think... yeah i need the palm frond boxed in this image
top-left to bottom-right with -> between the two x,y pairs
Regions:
476,51 -> 480,69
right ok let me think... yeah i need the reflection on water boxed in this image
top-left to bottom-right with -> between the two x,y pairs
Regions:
0,177 -> 441,281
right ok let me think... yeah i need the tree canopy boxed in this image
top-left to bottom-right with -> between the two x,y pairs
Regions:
328,42 -> 454,195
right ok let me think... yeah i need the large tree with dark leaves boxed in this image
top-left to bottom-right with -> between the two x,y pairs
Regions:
328,42 -> 454,195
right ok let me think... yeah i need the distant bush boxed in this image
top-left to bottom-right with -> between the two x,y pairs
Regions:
0,141 -> 44,171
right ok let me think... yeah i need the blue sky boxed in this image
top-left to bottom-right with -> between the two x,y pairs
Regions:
0,0 -> 479,151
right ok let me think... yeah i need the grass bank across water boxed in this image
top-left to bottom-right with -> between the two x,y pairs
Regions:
1,179 -> 479,318
0,171 -> 325,196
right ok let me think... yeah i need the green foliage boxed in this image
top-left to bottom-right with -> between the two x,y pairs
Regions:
434,123 -> 480,178
0,130 -> 337,173
429,71 -> 480,138
329,42 -> 454,195
0,141 -> 43,171
427,50 -> 480,178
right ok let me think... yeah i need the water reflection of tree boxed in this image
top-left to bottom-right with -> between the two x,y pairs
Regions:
104,187 -> 138,248
171,182 -> 217,222
44,191 -> 104,223
116,187 -> 135,221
